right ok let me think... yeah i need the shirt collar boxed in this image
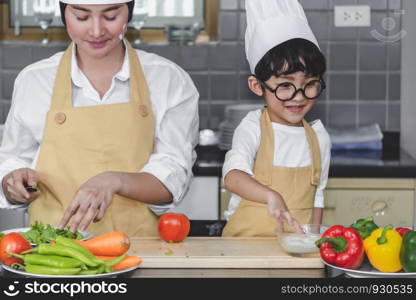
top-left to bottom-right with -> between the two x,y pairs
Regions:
71,40 -> 130,88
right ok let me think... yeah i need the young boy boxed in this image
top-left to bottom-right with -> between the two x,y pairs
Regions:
222,0 -> 331,237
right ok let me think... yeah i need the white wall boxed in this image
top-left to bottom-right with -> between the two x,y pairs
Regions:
401,0 -> 416,158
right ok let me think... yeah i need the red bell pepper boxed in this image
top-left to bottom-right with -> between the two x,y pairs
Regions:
315,225 -> 364,270
395,227 -> 411,237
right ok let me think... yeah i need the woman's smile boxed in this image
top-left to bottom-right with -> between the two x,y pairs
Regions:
87,39 -> 109,49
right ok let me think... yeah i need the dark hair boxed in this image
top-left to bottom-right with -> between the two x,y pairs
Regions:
254,38 -> 326,82
59,1 -> 135,26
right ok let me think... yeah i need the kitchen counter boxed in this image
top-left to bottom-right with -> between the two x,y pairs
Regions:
194,133 -> 416,178
0,237 -> 327,278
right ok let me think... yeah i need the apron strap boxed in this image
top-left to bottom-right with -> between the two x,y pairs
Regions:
253,107 -> 274,186
125,40 -> 151,110
50,43 -> 73,111
302,119 -> 322,186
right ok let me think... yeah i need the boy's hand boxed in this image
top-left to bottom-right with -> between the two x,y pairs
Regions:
273,210 -> 304,234
266,192 -> 304,233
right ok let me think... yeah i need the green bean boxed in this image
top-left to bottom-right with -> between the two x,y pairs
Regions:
33,244 -> 99,267
24,264 -> 81,275
7,253 -> 87,269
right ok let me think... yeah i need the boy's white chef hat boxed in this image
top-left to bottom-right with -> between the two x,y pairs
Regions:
60,0 -> 132,4
245,0 -> 319,74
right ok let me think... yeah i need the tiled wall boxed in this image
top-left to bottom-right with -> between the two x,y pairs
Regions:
0,0 -> 402,131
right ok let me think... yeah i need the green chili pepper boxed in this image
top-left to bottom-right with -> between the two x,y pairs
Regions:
21,248 -> 36,255
103,254 -> 127,268
103,265 -> 113,273
7,253 -> 87,269
30,244 -> 100,267
55,236 -> 98,261
78,269 -> 100,275
24,264 -> 81,275
79,264 -> 106,275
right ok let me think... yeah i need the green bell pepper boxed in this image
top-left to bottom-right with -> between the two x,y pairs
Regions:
400,231 -> 416,272
350,216 -> 379,239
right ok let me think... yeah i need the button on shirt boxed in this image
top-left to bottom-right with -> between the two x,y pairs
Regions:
0,43 -> 199,214
222,109 -> 331,221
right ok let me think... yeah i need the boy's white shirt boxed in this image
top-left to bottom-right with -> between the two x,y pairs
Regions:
222,109 -> 331,221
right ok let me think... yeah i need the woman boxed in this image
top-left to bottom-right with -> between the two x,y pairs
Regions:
0,0 -> 199,237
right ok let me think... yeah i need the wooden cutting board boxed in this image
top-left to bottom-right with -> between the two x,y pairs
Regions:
129,237 -> 324,269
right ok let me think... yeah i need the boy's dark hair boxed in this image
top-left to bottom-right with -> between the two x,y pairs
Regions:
254,38 -> 326,82
59,1 -> 135,26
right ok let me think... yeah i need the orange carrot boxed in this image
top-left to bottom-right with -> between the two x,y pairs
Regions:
75,232 -> 130,256
96,255 -> 142,271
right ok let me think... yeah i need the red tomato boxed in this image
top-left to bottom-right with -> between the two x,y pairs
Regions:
0,232 -> 31,266
158,213 -> 190,243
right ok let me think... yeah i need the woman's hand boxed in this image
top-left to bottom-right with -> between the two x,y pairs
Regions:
266,191 -> 304,233
2,168 -> 40,205
58,171 -> 122,233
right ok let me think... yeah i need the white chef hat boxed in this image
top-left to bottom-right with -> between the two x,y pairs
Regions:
245,0 -> 320,74
59,0 -> 134,25
60,0 -> 132,4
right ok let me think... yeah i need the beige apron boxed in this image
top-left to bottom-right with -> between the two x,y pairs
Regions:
29,41 -> 159,237
222,108 -> 321,237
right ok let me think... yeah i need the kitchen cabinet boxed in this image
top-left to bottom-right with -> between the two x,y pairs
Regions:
168,176 -> 220,220
220,178 -> 416,227
0,207 -> 28,231
323,178 -> 415,227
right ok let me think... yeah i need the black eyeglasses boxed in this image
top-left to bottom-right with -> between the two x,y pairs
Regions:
257,78 -> 326,101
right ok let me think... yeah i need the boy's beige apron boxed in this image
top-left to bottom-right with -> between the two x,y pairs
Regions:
29,41 -> 159,237
222,108 -> 321,237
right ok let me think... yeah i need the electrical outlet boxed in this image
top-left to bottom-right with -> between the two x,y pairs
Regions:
334,5 -> 371,27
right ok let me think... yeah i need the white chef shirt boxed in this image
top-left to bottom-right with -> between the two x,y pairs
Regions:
222,109 -> 331,221
0,42 -> 199,215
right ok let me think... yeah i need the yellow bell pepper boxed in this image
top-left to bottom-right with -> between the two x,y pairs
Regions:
363,224 -> 402,272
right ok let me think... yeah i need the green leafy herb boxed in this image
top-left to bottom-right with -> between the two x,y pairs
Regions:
21,221 -> 84,244
0,233 -> 4,241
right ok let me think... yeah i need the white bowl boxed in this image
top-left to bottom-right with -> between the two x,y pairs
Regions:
276,224 -> 329,255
